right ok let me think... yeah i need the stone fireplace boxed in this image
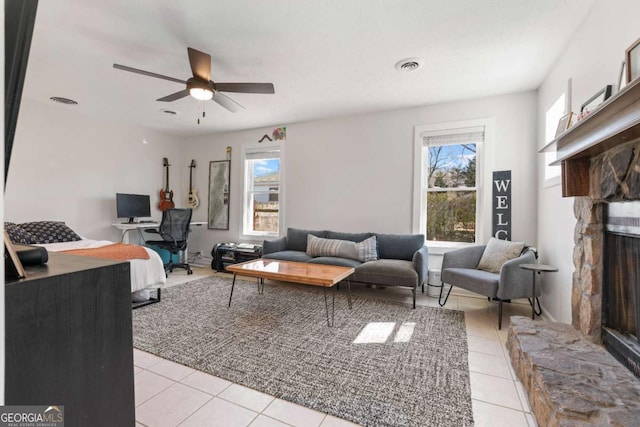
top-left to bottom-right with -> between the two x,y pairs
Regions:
507,78 -> 640,426
573,139 -> 640,375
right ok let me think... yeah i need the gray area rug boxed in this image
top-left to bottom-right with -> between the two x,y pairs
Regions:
132,276 -> 473,426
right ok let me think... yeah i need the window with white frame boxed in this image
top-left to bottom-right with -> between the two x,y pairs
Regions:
414,124 -> 484,244
242,145 -> 282,237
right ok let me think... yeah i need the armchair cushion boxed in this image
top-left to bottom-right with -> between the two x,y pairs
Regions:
477,238 -> 525,273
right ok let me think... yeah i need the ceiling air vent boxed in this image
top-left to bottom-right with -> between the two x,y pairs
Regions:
395,58 -> 423,72
50,97 -> 78,105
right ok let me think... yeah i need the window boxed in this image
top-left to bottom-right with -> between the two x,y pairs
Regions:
242,144 -> 282,237
413,120 -> 489,246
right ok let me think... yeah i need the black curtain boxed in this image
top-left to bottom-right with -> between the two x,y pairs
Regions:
5,0 -> 38,186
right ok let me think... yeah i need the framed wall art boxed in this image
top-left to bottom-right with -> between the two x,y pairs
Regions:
208,160 -> 230,230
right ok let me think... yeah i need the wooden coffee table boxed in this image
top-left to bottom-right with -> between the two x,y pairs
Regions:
226,259 -> 354,326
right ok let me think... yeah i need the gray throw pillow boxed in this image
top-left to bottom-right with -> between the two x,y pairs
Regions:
307,235 -> 378,262
477,237 -> 525,273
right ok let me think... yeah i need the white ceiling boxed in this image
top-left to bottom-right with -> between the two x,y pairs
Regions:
23,0 -> 596,137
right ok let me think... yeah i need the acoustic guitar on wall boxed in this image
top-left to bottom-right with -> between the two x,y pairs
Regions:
159,157 -> 175,211
186,159 -> 200,208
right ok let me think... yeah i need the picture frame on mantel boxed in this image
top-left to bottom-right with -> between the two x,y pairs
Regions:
625,36 -> 640,84
580,85 -> 613,114
618,60 -> 628,92
555,112 -> 574,138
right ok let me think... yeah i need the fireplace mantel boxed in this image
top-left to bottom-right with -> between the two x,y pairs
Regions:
545,78 -> 640,197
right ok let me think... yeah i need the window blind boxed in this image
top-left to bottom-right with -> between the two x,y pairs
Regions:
245,148 -> 280,160
422,126 -> 484,146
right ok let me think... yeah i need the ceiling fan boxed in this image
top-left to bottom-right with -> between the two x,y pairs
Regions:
113,47 -> 275,113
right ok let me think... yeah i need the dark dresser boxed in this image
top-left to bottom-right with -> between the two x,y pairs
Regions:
5,252 -> 135,427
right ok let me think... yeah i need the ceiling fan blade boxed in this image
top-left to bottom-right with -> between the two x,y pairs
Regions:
215,83 -> 275,94
187,47 -> 211,81
157,89 -> 190,102
113,64 -> 185,85
212,91 -> 245,113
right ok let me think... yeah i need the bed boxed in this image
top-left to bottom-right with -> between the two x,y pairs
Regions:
5,221 -> 166,303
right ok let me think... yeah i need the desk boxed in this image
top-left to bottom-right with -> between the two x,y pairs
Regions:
520,263 -> 558,320
112,221 -> 206,243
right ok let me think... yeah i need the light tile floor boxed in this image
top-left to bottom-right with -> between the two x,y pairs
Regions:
134,268 -> 539,427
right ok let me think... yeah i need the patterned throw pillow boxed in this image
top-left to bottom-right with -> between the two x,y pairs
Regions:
19,221 -> 82,244
4,222 -> 37,244
477,237 -> 525,273
307,235 -> 378,262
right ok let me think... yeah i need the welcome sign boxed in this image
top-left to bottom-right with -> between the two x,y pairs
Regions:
492,170 -> 512,240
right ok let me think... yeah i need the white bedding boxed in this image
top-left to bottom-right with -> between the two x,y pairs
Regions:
38,239 -> 167,293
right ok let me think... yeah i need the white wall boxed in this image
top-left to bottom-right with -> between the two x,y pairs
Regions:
4,99 -> 186,242
185,90 -> 539,267
536,0 -> 640,323
5,73 -> 539,286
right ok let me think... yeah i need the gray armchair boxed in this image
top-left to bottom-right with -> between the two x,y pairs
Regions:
439,244 -> 537,329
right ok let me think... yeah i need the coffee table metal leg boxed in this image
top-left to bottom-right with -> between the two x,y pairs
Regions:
323,285 -> 335,327
228,273 -> 237,308
256,277 -> 265,295
347,278 -> 352,309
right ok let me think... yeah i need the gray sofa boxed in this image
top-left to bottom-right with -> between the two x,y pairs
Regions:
262,228 -> 428,308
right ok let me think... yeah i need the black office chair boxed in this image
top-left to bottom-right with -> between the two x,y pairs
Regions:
144,208 -> 193,275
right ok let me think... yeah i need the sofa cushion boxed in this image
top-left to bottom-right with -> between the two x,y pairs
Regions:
262,250 -> 313,263
375,233 -> 424,261
442,267 -> 499,297
4,222 -> 37,244
286,228 -> 326,252
325,231 -> 373,243
307,235 -> 378,262
353,259 -> 418,287
477,237 -> 525,273
19,221 -> 82,244
308,257 -> 362,268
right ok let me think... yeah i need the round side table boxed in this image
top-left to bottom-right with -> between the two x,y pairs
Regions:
519,263 -> 558,319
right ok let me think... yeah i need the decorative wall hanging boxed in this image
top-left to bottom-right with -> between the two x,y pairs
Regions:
208,160 -> 230,230
492,170 -> 512,240
272,127 -> 286,140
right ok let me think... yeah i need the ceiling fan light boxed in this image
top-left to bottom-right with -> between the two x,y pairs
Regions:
189,88 -> 213,101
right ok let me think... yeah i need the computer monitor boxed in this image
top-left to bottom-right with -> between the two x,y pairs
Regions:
116,193 -> 151,223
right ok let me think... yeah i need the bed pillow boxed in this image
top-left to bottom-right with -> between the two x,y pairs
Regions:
477,237 -> 525,273
4,222 -> 37,244
19,221 -> 82,244
307,235 -> 378,262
